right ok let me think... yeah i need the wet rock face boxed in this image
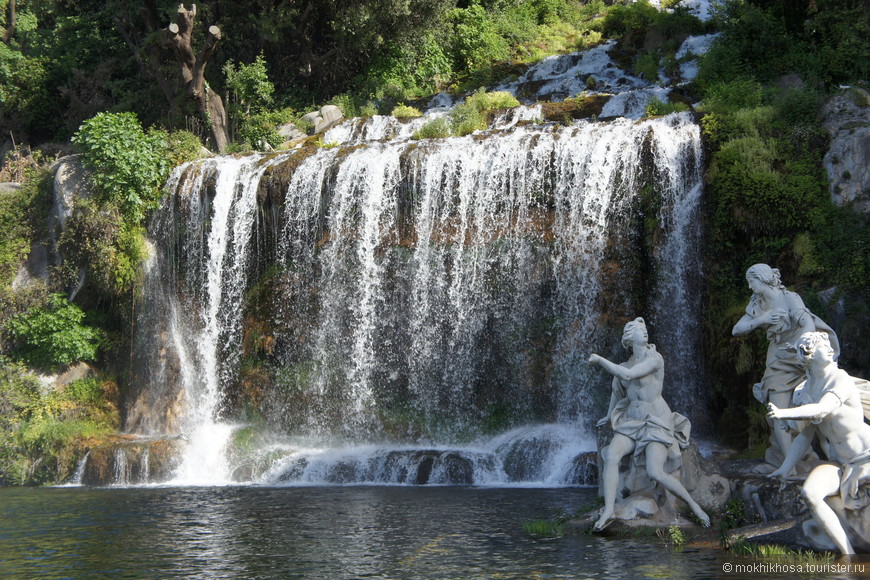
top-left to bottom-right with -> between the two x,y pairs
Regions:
567,451 -> 598,485
822,88 -> 870,213
80,438 -> 182,486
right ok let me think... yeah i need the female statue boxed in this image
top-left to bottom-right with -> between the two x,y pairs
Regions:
589,317 -> 709,530
768,332 -> 870,554
732,264 -> 839,465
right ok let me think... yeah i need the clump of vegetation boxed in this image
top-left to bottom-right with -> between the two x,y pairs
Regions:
523,518 -> 566,537
412,116 -> 453,140
0,169 -> 50,289
523,510 -> 576,538
224,54 -> 290,149
71,112 -> 170,224
391,104 -> 423,119
729,541 -> 835,563
644,97 -> 690,117
6,294 -> 105,370
0,357 -> 119,485
57,197 -> 149,296
657,525 -> 686,548
412,90 -> 519,139
159,130 -> 205,167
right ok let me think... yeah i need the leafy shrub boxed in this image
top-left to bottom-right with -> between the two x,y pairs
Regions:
412,117 -> 453,139
71,112 -> 170,224
464,90 -> 520,112
391,104 -> 423,119
0,357 -> 41,430
327,93 -> 359,118
451,101 -> 488,136
410,90 -> 519,139
295,116 -> 315,135
0,174 -> 50,349
0,175 -> 45,288
644,98 -> 690,117
7,294 -> 104,370
361,35 -> 453,102
601,0 -> 660,46
162,130 -> 204,166
699,80 -> 764,115
698,1 -> 791,86
223,53 -> 274,116
222,57 -> 285,150
635,49 -> 661,81
237,114 -> 284,150
451,90 -> 519,136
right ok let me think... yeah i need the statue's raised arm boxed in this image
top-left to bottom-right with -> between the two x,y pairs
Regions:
733,264 -> 839,470
589,317 -> 709,531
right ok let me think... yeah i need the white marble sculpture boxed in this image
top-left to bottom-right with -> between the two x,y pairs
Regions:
589,317 -> 710,530
732,264 -> 839,468
767,332 -> 870,555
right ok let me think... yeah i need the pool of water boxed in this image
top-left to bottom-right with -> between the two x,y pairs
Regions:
0,485 -> 726,579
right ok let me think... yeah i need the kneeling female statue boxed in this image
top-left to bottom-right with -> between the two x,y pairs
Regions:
589,317 -> 710,531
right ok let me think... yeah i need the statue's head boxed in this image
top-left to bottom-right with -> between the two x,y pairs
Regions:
621,317 -> 648,349
797,332 -> 836,366
746,263 -> 783,290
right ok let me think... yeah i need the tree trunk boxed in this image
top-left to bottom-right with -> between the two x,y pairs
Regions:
3,0 -> 16,43
201,87 -> 228,153
164,4 -> 229,152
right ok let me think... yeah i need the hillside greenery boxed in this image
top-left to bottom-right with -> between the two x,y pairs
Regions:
0,0 -> 868,482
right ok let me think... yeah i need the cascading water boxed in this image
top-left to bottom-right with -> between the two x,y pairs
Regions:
128,110 -> 705,486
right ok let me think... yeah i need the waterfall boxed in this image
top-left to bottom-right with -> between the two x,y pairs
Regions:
131,111 -> 705,484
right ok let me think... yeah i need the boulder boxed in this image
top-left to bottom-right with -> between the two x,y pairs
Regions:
318,105 -> 344,131
300,105 -> 346,135
276,122 -> 307,142
36,361 -> 98,394
50,155 -> 91,233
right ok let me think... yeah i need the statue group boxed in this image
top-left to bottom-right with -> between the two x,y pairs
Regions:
589,264 -> 870,555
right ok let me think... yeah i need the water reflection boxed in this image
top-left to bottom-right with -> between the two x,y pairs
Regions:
0,486 -> 726,579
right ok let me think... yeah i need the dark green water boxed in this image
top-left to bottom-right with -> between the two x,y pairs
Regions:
0,485 -> 724,579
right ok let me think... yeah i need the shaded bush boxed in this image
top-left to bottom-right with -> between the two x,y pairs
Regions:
7,294 -> 105,370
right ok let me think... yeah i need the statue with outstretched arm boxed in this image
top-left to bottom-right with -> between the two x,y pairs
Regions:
732,264 -> 839,467
589,317 -> 710,531
767,332 -> 870,555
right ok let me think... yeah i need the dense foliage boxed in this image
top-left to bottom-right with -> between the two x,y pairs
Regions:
695,0 -> 870,449
7,293 -> 105,370
71,112 -> 170,223
0,357 -> 119,485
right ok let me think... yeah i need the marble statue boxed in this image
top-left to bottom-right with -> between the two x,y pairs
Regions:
589,317 -> 710,531
767,331 -> 870,555
732,264 -> 839,468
